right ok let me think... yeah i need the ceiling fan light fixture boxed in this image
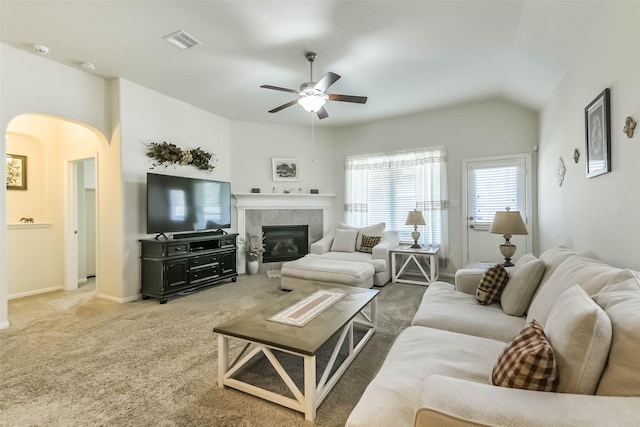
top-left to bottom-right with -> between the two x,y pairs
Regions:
298,93 -> 326,112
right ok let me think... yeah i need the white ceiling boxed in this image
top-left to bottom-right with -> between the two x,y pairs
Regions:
0,1 -> 606,128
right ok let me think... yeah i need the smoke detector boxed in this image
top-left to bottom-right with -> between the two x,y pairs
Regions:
80,62 -> 96,71
32,44 -> 49,55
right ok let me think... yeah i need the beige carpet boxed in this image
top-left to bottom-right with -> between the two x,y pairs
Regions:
1,275 -> 426,426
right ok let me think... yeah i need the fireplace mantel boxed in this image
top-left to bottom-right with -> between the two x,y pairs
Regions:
233,193 -> 336,274
233,193 -> 336,210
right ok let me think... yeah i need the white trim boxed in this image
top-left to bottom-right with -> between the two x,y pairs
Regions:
7,222 -> 52,229
8,285 -> 64,300
96,293 -> 138,304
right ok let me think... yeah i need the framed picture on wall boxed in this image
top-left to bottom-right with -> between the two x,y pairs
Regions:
585,88 -> 611,178
272,158 -> 300,181
6,154 -> 27,190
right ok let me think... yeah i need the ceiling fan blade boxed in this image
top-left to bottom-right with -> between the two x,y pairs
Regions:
314,72 -> 340,93
315,106 -> 329,120
328,93 -> 368,104
260,84 -> 299,94
268,99 -> 299,113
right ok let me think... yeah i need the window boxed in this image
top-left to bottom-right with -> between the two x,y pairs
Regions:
344,148 -> 448,253
471,164 -> 522,231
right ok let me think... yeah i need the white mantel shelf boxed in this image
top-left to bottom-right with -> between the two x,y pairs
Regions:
233,193 -> 336,210
233,193 -> 336,274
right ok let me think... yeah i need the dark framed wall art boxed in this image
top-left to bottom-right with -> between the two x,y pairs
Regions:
272,158 -> 300,182
6,154 -> 27,190
584,88 -> 611,178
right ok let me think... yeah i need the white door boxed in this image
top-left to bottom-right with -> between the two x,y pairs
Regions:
463,154 -> 532,267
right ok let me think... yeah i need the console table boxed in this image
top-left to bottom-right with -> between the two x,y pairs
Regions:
139,233 -> 238,303
390,245 -> 440,285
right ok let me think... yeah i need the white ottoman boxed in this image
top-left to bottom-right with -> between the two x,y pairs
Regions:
280,256 -> 375,291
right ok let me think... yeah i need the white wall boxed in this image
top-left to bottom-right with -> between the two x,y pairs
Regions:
333,98 -> 539,273
230,120 -> 335,195
538,2 -> 640,270
118,79 -> 232,300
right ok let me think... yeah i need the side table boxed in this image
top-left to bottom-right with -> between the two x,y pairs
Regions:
390,246 -> 440,286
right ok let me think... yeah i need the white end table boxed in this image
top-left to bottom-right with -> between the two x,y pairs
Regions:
390,245 -> 440,285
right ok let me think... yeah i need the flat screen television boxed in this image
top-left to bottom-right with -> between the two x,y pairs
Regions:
146,173 -> 232,235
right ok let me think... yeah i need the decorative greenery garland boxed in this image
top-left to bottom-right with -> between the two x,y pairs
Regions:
145,141 -> 217,172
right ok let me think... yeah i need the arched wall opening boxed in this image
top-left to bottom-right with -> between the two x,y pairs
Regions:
4,113 -> 114,319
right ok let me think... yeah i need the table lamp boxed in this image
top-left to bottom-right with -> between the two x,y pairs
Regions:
489,208 -> 528,266
405,210 -> 425,248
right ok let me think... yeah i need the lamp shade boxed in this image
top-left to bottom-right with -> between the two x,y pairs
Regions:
489,210 -> 528,235
405,210 -> 426,226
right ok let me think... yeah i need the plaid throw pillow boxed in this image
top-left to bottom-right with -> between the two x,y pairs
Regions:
476,264 -> 509,305
492,320 -> 559,392
357,234 -> 381,254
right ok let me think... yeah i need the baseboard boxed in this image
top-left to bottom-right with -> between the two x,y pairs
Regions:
95,293 -> 139,304
8,286 -> 64,300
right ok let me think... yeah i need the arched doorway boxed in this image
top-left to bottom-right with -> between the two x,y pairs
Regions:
5,114 -> 103,314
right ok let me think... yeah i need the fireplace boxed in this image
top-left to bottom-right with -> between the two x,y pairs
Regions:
262,225 -> 309,263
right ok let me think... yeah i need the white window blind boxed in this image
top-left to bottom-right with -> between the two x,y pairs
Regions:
344,149 -> 448,250
471,166 -> 519,230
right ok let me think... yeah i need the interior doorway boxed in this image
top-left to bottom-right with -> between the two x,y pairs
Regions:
67,157 -> 97,289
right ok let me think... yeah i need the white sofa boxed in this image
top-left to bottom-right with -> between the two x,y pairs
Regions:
346,246 -> 640,427
308,223 -> 399,287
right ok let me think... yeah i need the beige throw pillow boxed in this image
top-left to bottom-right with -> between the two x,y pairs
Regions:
592,270 -> 640,396
544,284 -> 612,394
492,320 -> 559,392
500,254 -> 546,316
476,264 -> 509,305
338,222 -> 385,251
330,229 -> 358,253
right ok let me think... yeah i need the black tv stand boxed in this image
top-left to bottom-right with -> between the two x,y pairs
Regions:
139,233 -> 238,303
154,232 -> 169,241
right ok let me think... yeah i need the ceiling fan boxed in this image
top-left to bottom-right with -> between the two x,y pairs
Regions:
260,52 -> 368,120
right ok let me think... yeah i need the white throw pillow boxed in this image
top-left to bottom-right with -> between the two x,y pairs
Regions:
500,254 -> 546,317
592,270 -> 640,396
330,229 -> 358,253
338,222 -> 385,251
544,284 -> 612,394
527,255 -> 621,327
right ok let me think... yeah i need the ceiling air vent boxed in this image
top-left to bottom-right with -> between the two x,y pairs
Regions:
163,30 -> 202,50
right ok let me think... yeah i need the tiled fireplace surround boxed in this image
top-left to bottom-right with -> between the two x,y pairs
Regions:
233,193 -> 336,274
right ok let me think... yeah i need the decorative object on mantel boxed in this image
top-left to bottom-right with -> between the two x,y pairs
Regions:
573,148 -> 580,164
624,116 -> 636,138
555,157 -> 566,186
585,88 -> 611,178
145,141 -> 216,172
251,188 -> 260,193
310,189 -> 319,194
20,217 -> 34,223
6,153 -> 27,190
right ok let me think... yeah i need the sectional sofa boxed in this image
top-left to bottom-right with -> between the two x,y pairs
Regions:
347,246 -> 640,427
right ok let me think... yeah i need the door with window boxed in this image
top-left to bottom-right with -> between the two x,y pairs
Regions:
463,154 -> 532,266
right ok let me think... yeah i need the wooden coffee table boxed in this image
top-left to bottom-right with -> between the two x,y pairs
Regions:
213,282 -> 378,421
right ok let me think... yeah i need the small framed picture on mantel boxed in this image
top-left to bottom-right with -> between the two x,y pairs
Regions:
585,88 -> 611,178
272,158 -> 300,182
